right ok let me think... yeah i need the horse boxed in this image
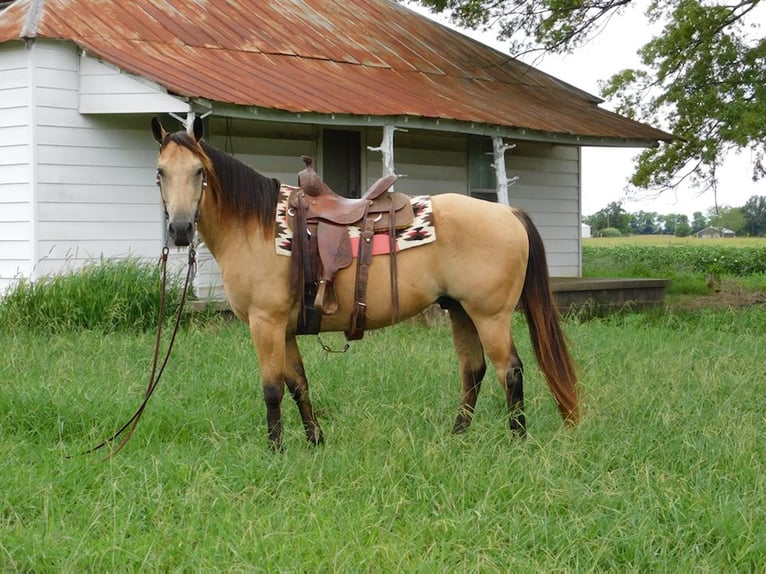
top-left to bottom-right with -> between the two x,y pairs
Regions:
151,117 -> 579,449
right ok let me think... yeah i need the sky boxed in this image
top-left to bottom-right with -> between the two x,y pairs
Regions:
406,2 -> 765,218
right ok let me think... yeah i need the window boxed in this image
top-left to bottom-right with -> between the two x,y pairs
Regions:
468,135 -> 497,202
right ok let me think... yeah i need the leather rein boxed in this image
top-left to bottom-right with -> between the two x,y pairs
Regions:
84,245 -> 197,459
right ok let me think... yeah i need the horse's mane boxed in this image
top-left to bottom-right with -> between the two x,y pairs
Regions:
160,132 -> 282,233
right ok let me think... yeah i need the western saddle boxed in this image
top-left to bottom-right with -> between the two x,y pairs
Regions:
287,156 -> 414,339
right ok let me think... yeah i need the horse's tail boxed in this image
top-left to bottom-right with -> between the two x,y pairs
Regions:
514,209 -> 580,424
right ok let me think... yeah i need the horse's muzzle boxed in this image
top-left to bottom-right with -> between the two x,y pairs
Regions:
168,220 -> 195,247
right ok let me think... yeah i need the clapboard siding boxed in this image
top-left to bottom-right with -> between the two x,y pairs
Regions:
79,54 -> 190,114
508,143 -> 581,276
369,128 -> 468,196
0,42 -> 32,294
28,41 -> 165,275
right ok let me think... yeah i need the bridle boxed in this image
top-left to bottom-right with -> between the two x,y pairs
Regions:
83,245 -> 197,459
155,165 -> 208,229
84,165 -> 206,459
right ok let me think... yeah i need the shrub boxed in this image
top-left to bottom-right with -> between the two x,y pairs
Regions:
0,258 -> 184,333
599,227 -> 623,238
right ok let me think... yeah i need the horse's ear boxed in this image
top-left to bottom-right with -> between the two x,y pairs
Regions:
151,117 -> 166,144
191,116 -> 204,142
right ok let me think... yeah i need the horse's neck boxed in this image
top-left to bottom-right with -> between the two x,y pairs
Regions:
197,200 -> 276,267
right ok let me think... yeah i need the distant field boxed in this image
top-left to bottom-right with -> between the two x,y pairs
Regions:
582,235 -> 766,296
584,235 -> 766,248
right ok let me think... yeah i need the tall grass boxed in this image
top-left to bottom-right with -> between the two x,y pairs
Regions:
1,313 -> 764,571
0,258 -> 183,333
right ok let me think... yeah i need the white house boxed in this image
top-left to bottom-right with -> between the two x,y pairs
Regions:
0,0 -> 672,300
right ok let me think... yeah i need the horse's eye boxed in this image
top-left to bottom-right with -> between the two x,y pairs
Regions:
195,167 -> 204,178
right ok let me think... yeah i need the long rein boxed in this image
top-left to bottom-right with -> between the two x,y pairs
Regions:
84,245 -> 196,459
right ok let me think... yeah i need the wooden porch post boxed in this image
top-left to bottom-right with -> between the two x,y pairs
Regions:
492,136 -> 518,206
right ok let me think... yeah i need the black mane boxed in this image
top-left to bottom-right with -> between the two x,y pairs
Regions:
200,141 -> 282,231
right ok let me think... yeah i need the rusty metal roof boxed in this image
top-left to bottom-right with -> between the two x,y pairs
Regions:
0,0 -> 673,143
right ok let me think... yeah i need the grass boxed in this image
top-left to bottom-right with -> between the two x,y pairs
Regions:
582,235 -> 766,298
1,255 -> 765,570
0,258 -> 185,333
2,311 -> 765,571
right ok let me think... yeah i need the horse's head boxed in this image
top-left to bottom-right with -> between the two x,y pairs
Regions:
152,116 -> 209,247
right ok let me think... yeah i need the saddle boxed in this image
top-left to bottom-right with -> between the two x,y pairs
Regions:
287,156 -> 415,339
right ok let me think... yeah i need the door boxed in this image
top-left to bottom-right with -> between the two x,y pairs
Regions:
322,129 -> 361,198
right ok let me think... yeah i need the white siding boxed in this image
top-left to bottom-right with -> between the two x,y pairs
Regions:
506,142 -> 581,277
367,127 -> 467,195
79,54 -> 190,114
0,42 -> 33,295
29,40 -> 165,277
366,129 -> 581,277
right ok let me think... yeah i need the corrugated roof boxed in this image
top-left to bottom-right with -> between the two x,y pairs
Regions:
0,0 -> 673,143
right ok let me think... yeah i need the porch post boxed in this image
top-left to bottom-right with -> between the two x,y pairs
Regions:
368,124 -> 404,189
492,136 -> 517,206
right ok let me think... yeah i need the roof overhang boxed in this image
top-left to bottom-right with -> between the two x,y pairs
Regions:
198,100 -> 662,148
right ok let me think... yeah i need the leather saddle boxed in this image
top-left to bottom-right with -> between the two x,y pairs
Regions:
287,156 -> 414,338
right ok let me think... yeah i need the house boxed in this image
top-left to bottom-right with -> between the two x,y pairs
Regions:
0,0 -> 673,300
697,226 -> 736,239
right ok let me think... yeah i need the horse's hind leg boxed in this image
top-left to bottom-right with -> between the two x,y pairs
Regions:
508,343 -> 526,437
445,300 -> 487,433
470,312 -> 526,438
285,335 -> 324,445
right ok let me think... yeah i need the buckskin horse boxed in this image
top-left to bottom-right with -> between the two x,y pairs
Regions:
151,117 -> 579,449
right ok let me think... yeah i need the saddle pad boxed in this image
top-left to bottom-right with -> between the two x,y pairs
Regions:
274,185 -> 436,257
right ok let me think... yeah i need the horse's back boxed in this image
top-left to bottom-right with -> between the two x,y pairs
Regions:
321,193 -> 530,330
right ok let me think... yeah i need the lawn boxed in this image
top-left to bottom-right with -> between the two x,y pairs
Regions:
2,309 -> 765,571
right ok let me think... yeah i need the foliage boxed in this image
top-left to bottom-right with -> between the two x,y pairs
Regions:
583,201 -> 632,235
1,314 -> 766,570
587,195 -> 766,236
583,241 -> 766,278
707,205 -> 747,235
0,258 -> 183,333
598,227 -> 623,238
412,0 -> 766,196
743,195 -> 766,236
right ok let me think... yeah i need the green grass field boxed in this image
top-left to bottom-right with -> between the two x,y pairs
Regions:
2,250 -> 765,571
2,310 -> 765,570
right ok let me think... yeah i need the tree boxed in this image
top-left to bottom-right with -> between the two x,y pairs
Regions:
584,201 -> 632,235
741,195 -> 766,236
411,0 -> 766,200
707,205 -> 747,235
659,213 -> 691,237
630,210 -> 660,235
691,211 -> 707,234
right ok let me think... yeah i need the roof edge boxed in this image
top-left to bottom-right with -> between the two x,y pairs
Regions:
202,100 -> 665,148
20,0 -> 44,38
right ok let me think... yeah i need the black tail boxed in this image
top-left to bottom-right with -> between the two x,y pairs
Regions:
513,210 -> 579,424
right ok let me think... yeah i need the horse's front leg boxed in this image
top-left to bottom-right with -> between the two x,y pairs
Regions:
249,315 -> 289,450
285,335 -> 324,445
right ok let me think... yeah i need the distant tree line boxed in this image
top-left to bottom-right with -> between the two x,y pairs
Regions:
584,196 -> 766,237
